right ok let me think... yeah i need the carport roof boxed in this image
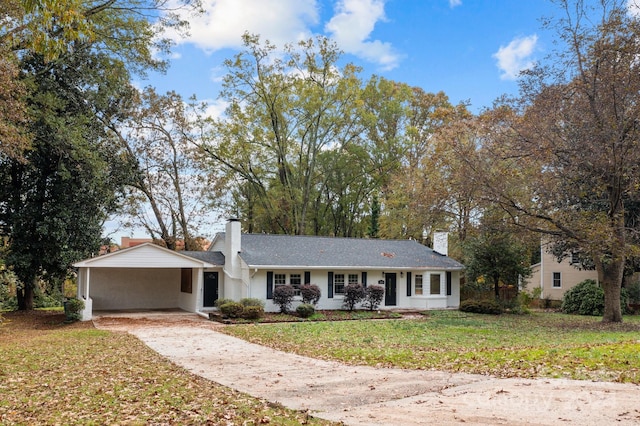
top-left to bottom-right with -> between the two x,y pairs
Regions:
73,243 -> 219,268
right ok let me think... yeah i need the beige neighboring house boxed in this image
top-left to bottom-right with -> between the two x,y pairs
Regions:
527,242 -> 598,300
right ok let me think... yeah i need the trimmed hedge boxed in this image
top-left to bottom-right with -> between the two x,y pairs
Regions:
342,283 -> 365,311
220,302 -> 244,318
242,305 -> 265,320
300,284 -> 321,305
240,298 -> 265,308
459,299 -> 503,315
363,285 -> 385,311
296,303 -> 316,318
273,285 -> 295,313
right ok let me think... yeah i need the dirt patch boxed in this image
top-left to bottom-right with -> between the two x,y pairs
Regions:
94,313 -> 640,426
93,313 -> 223,332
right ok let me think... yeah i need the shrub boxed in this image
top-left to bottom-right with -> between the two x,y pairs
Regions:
242,305 -> 264,320
342,283 -> 365,311
64,298 -> 85,322
296,303 -> 315,318
300,284 -> 321,305
240,298 -> 265,308
363,285 -> 385,311
214,298 -> 234,308
459,299 -> 503,315
562,279 -> 604,316
273,285 -> 295,313
220,302 -> 244,318
625,281 -> 640,305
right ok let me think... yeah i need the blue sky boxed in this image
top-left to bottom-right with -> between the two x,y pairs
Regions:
144,0 -> 563,114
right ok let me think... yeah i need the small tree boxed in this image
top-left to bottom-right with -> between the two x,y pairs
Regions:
342,283 -> 365,311
300,284 -> 321,305
363,285 -> 385,311
273,285 -> 295,313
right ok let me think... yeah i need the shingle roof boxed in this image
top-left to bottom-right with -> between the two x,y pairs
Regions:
216,233 -> 464,270
183,250 -> 225,265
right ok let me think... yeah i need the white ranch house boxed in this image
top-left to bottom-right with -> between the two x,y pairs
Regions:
73,219 -> 464,320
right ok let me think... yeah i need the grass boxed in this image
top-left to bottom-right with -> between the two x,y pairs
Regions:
0,311 -> 336,425
222,310 -> 640,383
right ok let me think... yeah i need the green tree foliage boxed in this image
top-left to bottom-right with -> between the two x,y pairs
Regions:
1,47 -> 131,310
0,0 -> 200,310
463,231 -> 532,299
203,34 -> 365,235
367,193 -> 380,238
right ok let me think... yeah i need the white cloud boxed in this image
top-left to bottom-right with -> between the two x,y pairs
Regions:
449,0 -> 462,8
324,0 -> 401,71
493,34 -> 538,80
627,0 -> 640,17
165,0 -> 319,52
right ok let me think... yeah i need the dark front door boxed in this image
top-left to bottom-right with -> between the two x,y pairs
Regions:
385,273 -> 397,306
203,272 -> 219,308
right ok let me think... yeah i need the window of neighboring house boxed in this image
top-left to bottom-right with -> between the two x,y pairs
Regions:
334,274 -> 345,295
430,273 -> 441,295
274,273 -> 286,288
415,274 -> 423,295
290,273 -> 302,296
552,272 -> 562,288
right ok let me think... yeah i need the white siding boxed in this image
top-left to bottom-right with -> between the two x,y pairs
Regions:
245,268 -> 461,312
76,244 -> 209,268
91,268 -> 180,310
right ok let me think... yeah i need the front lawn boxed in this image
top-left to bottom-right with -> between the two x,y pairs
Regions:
222,310 -> 640,383
0,311 -> 335,425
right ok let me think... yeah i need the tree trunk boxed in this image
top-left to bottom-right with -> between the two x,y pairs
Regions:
595,254 -> 625,323
17,279 -> 35,310
493,273 -> 500,299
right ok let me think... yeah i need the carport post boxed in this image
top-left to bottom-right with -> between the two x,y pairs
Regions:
76,267 -> 93,321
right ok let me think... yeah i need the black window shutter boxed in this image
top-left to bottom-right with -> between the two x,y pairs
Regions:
267,271 -> 274,299
361,272 -> 367,287
328,272 -> 334,299
446,271 -> 452,296
406,272 -> 412,297
304,271 -> 311,285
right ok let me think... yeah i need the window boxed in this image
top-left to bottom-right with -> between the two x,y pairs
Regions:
334,274 -> 345,295
274,273 -> 286,287
552,272 -> 562,288
348,274 -> 359,285
180,268 -> 192,293
415,274 -> 423,295
430,274 -> 441,295
290,273 -> 302,296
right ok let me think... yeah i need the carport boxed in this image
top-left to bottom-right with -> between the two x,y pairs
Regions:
73,243 -> 222,321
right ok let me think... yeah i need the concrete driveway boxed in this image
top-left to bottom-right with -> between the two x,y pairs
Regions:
93,313 -> 640,426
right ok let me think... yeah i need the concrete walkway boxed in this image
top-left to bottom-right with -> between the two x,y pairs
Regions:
94,313 -> 640,425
